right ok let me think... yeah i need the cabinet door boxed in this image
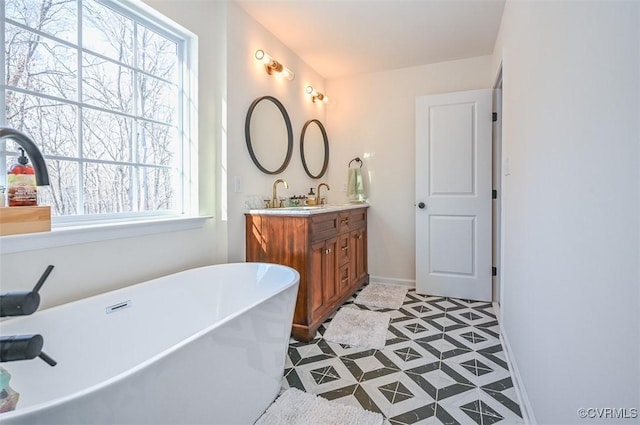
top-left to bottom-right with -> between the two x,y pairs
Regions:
311,237 -> 339,318
245,215 -> 263,262
310,240 -> 325,316
350,228 -> 367,285
323,237 -> 339,305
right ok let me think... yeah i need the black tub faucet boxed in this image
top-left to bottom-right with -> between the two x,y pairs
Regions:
0,335 -> 57,366
0,265 -> 57,366
0,265 -> 53,317
0,127 -> 50,186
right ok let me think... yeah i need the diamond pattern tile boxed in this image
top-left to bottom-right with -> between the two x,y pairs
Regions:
310,365 -> 341,384
460,359 -> 494,376
394,346 -> 423,363
379,381 -> 415,404
460,331 -> 487,344
282,286 -> 524,424
460,399 -> 504,424
382,340 -> 440,372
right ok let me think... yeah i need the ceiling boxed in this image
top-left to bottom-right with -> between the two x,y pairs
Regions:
235,0 -> 506,80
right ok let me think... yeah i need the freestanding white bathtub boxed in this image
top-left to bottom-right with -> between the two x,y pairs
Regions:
0,262 -> 299,425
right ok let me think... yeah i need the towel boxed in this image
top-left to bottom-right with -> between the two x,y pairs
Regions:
348,168 -> 366,202
0,367 -> 19,413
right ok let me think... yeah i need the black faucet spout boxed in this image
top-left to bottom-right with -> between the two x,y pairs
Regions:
0,265 -> 57,367
0,127 -> 50,186
0,335 -> 57,366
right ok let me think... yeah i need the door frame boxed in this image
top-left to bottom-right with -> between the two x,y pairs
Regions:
492,65 -> 504,306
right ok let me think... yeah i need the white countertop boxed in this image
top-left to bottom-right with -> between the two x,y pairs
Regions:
246,202 -> 369,215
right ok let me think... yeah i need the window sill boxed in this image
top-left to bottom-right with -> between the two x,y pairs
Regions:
0,216 -> 212,254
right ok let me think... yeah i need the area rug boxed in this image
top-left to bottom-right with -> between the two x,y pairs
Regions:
323,307 -> 390,350
355,283 -> 408,309
255,388 -> 383,425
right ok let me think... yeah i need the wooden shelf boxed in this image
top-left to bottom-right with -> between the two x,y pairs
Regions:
0,206 -> 51,236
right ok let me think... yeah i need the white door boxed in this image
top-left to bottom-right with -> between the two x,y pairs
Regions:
415,89 -> 492,301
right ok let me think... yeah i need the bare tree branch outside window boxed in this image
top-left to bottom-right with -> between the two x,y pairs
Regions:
3,0 -> 182,218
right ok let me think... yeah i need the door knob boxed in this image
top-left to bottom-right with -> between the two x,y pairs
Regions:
418,202 -> 426,209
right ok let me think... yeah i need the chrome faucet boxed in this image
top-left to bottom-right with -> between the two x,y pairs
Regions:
316,183 -> 330,205
272,178 -> 288,208
0,127 -> 50,186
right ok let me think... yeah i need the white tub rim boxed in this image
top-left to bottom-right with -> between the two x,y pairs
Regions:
1,262 -> 299,420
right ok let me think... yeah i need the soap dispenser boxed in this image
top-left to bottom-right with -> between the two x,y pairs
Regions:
306,188 -> 316,206
7,148 -> 37,207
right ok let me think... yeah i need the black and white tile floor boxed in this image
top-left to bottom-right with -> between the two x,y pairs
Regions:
283,286 -> 525,425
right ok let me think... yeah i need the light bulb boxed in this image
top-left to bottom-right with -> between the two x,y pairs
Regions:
255,49 -> 274,65
256,49 -> 294,80
306,86 -> 328,104
281,67 -> 295,81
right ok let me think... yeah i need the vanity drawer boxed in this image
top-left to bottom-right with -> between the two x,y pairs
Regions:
338,264 -> 350,291
338,212 -> 351,233
348,208 -> 367,230
338,233 -> 350,266
310,212 -> 339,242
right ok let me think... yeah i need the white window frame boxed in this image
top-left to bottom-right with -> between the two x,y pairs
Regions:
0,0 -> 204,253
0,0 -> 197,226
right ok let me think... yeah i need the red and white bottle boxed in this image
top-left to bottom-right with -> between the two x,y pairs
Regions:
7,148 -> 37,207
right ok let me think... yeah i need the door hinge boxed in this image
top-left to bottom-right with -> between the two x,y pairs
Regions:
492,267 -> 497,276
492,112 -> 498,122
492,189 -> 497,199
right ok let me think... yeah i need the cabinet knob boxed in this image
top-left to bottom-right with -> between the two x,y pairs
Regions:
325,248 -> 332,254
341,246 -> 349,252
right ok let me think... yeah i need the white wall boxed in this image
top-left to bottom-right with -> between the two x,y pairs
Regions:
492,1 -> 640,423
147,1 -> 330,263
0,0 -> 329,307
325,57 -> 494,283
0,0 -> 227,309
225,1 -> 328,262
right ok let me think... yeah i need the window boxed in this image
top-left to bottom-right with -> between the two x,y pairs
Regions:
1,0 -> 194,225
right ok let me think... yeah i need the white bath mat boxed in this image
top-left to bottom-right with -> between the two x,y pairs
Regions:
323,307 -> 390,350
355,283 -> 408,309
255,388 -> 383,425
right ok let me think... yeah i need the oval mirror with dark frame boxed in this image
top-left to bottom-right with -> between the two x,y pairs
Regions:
300,119 -> 329,179
245,96 -> 293,175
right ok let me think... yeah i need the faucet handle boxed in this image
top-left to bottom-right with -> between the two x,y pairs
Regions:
32,265 -> 54,293
0,265 -> 53,317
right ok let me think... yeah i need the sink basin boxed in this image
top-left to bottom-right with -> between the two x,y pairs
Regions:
247,203 -> 368,215
280,205 -> 325,210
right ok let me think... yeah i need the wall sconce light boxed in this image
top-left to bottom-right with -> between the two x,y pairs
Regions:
255,49 -> 295,81
306,85 -> 329,104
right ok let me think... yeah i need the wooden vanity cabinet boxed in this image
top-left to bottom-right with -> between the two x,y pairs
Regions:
245,207 -> 368,341
309,236 -> 339,317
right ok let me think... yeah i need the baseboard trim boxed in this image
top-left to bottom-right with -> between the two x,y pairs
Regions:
369,275 -> 415,288
493,302 -> 537,425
